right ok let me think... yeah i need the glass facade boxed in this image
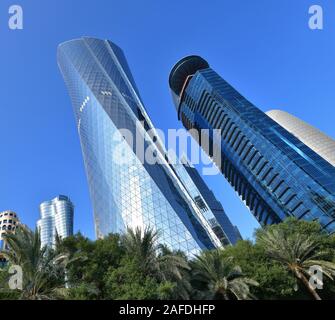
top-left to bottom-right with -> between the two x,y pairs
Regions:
169,56 -> 335,234
37,195 -> 74,248
174,158 -> 241,245
267,110 -> 335,167
57,37 -> 238,255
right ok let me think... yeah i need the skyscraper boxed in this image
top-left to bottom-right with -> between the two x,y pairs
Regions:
174,158 -> 241,245
37,195 -> 74,248
266,110 -> 335,167
58,37 -> 238,254
169,56 -> 335,234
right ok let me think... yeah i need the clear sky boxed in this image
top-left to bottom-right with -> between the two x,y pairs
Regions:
0,0 -> 334,240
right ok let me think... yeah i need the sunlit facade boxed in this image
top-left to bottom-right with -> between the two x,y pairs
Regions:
267,110 -> 335,167
37,195 -> 74,248
57,37 -> 238,254
169,56 -> 335,234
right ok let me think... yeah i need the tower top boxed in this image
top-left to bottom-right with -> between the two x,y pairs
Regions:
169,55 -> 209,97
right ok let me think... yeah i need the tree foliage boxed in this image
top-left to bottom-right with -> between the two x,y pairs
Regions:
0,225 -> 68,300
256,218 -> 335,300
190,250 -> 258,300
0,218 -> 334,300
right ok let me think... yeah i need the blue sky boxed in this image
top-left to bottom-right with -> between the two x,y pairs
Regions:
0,0 -> 334,240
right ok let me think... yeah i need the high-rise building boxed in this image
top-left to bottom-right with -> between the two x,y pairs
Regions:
266,110 -> 335,167
174,158 -> 241,245
169,56 -> 335,234
57,37 -> 239,254
0,211 -> 19,265
37,195 -> 74,248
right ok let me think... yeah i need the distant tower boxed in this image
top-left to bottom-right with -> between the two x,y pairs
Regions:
0,211 -> 20,265
266,110 -> 335,167
37,195 -> 74,248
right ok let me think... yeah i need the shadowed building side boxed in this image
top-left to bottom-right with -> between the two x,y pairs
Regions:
174,158 -> 242,245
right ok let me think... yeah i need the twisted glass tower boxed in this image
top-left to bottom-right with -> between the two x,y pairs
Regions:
169,56 -> 335,234
58,38 -> 239,254
37,195 -> 74,248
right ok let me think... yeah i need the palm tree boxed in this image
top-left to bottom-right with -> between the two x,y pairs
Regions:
257,228 -> 335,300
0,225 -> 68,300
121,227 -> 190,298
157,244 -> 192,300
191,249 -> 258,300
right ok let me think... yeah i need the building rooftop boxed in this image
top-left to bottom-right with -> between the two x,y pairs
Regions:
169,55 -> 209,97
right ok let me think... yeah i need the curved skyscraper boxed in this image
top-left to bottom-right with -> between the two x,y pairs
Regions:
58,37 -> 239,255
37,195 -> 74,248
266,110 -> 335,167
169,56 -> 335,234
